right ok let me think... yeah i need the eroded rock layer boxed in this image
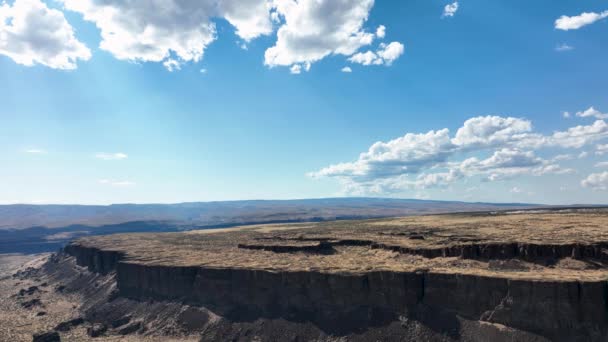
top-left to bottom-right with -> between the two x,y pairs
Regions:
64,210 -> 608,341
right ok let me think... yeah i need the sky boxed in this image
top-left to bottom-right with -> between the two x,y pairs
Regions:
0,0 -> 607,205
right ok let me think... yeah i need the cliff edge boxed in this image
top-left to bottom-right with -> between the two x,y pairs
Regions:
11,209 -> 608,341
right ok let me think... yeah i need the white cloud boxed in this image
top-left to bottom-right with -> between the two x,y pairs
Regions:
163,59 -> 181,72
54,0 -> 399,72
457,149 -> 570,182
24,149 -> 46,154
289,62 -> 311,74
98,179 -> 135,187
264,0 -> 376,69
377,42 -> 404,65
349,50 -> 381,66
375,25 -> 385,39
349,41 -> 404,66
551,154 -> 574,162
555,11 -> 608,31
563,111 -> 571,118
550,120 -> 608,148
0,0 -> 91,69
576,107 -> 608,120
442,2 -> 459,18
341,66 -> 352,73
476,149 -> 543,170
95,152 -> 128,160
595,161 -> 608,168
451,116 -> 532,148
555,43 -> 574,52
311,128 -> 455,180
61,0 -> 273,70
581,172 -> 608,191
510,187 -> 522,193
596,144 -> 608,155
289,64 -> 302,74
310,115 -> 601,194
579,151 -> 589,159
218,0 -> 274,41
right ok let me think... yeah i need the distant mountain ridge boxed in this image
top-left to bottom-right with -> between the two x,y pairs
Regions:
0,198 -> 539,231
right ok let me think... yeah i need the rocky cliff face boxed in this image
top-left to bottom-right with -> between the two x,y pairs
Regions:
64,242 -> 608,341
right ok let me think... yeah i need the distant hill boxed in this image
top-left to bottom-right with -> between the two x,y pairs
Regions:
0,198 -> 544,254
0,198 -> 538,231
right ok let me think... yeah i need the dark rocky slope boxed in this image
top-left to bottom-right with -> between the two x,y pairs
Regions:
23,210 -> 608,341
63,242 -> 608,341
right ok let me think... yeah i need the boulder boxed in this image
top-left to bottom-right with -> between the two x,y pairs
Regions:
32,331 -> 60,342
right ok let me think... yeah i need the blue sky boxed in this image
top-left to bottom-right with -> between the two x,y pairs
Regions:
1,0 -> 608,205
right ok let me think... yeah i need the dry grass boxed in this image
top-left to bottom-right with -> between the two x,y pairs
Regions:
74,209 -> 608,281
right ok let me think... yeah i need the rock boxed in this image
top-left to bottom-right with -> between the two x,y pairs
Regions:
117,321 -> 142,335
87,323 -> 108,338
54,317 -> 84,332
32,331 -> 60,342
36,311 -> 47,316
21,298 -> 42,309
62,212 -> 608,342
111,315 -> 131,328
19,286 -> 39,296
54,285 -> 65,293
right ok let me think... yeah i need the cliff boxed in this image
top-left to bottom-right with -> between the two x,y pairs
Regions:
61,210 -> 608,341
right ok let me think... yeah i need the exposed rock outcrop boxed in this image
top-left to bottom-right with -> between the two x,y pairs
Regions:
63,242 -> 608,341
32,331 -> 60,342
55,211 -> 608,341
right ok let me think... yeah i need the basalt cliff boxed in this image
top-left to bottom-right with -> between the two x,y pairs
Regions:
4,209 -> 608,341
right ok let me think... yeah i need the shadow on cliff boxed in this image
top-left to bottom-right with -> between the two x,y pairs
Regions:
210,302 -> 462,338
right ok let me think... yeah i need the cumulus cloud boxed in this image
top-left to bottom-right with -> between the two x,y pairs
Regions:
475,149 -> 543,170
576,107 -> 608,120
451,116 -> 533,148
218,0 -> 274,41
0,0 -> 90,69
442,2 -> 459,18
348,50 -> 380,65
61,0 -> 273,70
95,152 -> 128,160
550,120 -> 608,148
289,62 -> 310,74
310,128 -> 455,181
265,0 -> 377,70
310,115 -> 603,194
455,149 -> 570,182
163,59 -> 181,72
563,111 -> 571,118
555,11 -> 608,31
53,0 -> 399,72
375,25 -> 385,39
597,144 -> 608,155
348,41 -> 404,66
341,66 -> 352,73
581,172 -> 608,191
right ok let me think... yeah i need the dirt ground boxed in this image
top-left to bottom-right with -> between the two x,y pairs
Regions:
0,253 -> 199,342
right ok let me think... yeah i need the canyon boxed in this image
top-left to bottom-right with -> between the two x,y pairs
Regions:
2,209 -> 608,341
